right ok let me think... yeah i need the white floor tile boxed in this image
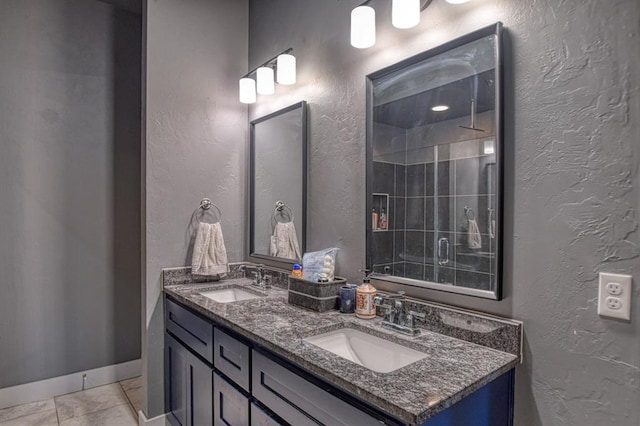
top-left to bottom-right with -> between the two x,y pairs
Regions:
124,387 -> 142,414
55,384 -> 128,422
118,377 -> 141,393
58,404 -> 136,426
0,399 -> 55,423
0,409 -> 58,426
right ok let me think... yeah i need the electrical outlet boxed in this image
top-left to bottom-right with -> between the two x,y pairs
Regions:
598,272 -> 632,320
606,297 -> 622,310
606,282 -> 622,295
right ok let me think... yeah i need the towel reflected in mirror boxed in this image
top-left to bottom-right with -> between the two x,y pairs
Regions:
270,222 -> 301,261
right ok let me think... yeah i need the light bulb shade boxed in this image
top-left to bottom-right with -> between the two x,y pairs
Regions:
392,0 -> 420,29
239,78 -> 256,104
277,54 -> 296,85
256,67 -> 275,95
351,5 -> 375,48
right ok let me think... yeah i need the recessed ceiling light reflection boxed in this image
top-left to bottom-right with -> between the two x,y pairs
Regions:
431,105 -> 450,112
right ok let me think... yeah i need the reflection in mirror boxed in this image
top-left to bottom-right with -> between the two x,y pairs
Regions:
367,23 -> 503,300
250,102 -> 307,264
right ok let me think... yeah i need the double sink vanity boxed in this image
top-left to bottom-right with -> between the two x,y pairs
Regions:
163,264 -> 521,426
164,22 -> 520,426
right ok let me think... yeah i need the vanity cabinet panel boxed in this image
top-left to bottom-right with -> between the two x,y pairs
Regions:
166,298 -> 214,363
423,369 -> 514,426
165,333 -> 213,426
213,373 -> 250,426
166,334 -> 188,426
214,327 -> 250,392
251,403 -> 283,426
191,353 -> 214,426
252,350 -> 381,426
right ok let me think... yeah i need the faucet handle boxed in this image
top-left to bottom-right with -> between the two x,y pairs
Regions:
386,291 -> 405,299
408,310 -> 426,321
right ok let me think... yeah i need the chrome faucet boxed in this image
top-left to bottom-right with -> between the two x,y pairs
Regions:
239,264 -> 271,290
373,291 -> 426,336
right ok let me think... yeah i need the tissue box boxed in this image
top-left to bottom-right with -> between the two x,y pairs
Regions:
288,276 -> 347,312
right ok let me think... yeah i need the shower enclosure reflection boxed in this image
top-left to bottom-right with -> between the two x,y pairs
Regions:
367,23 -> 503,299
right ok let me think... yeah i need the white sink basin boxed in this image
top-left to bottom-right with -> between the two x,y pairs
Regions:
304,328 -> 427,373
199,287 -> 264,303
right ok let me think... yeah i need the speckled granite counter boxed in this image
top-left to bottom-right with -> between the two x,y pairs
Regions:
164,277 -> 520,425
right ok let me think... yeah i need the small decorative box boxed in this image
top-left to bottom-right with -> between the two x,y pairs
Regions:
288,276 -> 347,312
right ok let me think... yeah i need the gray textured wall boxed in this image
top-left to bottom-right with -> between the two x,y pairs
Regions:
143,0 -> 248,417
249,0 -> 640,424
0,0 -> 142,388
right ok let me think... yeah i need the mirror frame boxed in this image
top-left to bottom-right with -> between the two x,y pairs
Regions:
365,23 -> 504,300
249,101 -> 308,266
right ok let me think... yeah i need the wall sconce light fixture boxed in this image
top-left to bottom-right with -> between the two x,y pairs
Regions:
351,3 -> 376,48
239,48 -> 296,104
350,0 -> 470,48
392,0 -> 420,29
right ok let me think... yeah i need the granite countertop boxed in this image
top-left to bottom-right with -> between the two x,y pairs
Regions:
164,278 -> 520,425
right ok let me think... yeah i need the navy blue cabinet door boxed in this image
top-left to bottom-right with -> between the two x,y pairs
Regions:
166,333 -> 214,426
166,334 -> 189,426
424,370 -> 514,426
190,353 -> 213,426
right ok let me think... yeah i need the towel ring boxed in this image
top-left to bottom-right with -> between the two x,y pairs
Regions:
194,198 -> 222,224
464,206 -> 475,221
272,200 -> 294,224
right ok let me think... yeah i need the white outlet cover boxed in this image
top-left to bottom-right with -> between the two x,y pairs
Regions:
598,272 -> 632,320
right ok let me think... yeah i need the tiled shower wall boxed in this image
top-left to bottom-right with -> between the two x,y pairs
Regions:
372,151 -> 496,290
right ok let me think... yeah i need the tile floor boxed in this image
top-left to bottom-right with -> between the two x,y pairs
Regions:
0,376 -> 142,426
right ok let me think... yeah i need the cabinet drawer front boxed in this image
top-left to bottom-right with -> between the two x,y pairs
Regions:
214,327 -> 250,392
166,298 -> 214,362
252,351 -> 381,426
251,403 -> 283,426
214,373 -> 249,426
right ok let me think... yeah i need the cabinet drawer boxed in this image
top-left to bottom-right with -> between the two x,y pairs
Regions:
214,328 -> 250,392
251,403 -> 283,426
252,350 -> 381,426
214,373 -> 249,426
166,298 -> 214,363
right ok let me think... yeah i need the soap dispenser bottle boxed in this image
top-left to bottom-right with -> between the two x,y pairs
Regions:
356,269 -> 377,319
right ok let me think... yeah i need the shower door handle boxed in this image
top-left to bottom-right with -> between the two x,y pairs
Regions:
438,237 -> 449,266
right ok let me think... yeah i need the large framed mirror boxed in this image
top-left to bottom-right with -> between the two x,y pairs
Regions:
250,101 -> 307,265
366,23 -> 503,300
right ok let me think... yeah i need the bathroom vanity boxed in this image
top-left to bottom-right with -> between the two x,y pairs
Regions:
163,269 -> 521,426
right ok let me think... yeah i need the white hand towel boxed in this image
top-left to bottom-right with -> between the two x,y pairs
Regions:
272,222 -> 301,261
467,219 -> 482,250
191,222 -> 229,277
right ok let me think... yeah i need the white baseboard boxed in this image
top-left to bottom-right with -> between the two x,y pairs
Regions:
138,410 -> 167,426
0,358 -> 141,410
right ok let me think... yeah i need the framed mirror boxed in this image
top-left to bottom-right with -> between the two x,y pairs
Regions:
250,101 -> 307,264
366,23 -> 503,300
